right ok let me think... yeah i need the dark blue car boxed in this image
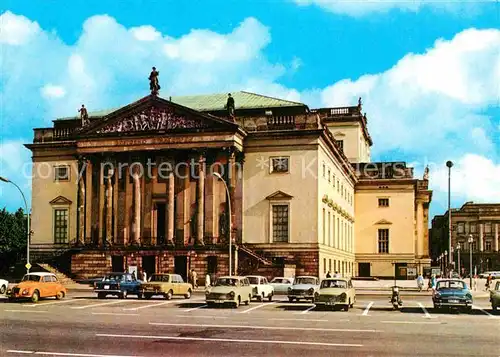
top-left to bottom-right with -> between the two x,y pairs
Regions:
432,279 -> 473,312
94,273 -> 142,299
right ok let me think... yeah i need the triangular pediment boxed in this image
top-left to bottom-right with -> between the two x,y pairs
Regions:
78,95 -> 238,136
266,190 -> 293,200
374,219 -> 392,225
333,131 -> 346,137
50,196 -> 72,205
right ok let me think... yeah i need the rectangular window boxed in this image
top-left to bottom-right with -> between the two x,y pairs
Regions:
53,209 -> 68,243
485,241 -> 492,251
485,222 -> 492,233
337,179 -> 340,192
457,222 -> 465,234
324,258 -> 327,273
322,163 -> 326,178
336,140 -> 344,151
378,198 -> 389,207
328,169 -> 331,182
378,229 -> 389,253
54,165 -> 70,181
270,157 -> 289,173
470,223 -> 477,233
272,205 -> 289,242
332,175 -> 336,187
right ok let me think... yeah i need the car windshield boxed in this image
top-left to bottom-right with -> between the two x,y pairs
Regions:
149,275 -> 169,282
247,277 -> 259,284
495,281 -> 500,291
103,274 -> 125,281
295,277 -> 316,285
321,280 -> 347,289
22,275 -> 41,282
436,280 -> 465,290
215,278 -> 239,286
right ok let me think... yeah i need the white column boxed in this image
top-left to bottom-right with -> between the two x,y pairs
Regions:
495,223 -> 499,252
479,223 -> 484,252
132,169 -> 141,245
416,201 -> 424,257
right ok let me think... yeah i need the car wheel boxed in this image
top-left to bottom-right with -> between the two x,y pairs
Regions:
257,293 -> 263,302
55,291 -> 65,300
466,306 -> 472,314
344,300 -> 350,312
31,290 -> 40,303
165,290 -> 173,300
268,292 -> 273,302
98,293 -> 106,299
245,294 -> 251,305
0,285 -> 6,295
492,304 -> 497,311
184,289 -> 192,299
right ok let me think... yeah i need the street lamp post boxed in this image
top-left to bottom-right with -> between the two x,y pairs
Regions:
444,250 -> 448,275
456,243 -> 461,278
468,234 -> 474,288
213,172 -> 232,277
446,160 -> 453,278
0,176 -> 30,274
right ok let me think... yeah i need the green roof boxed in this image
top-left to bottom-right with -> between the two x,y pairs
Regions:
55,91 -> 305,121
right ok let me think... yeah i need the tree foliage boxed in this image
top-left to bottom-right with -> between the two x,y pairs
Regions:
0,207 -> 27,270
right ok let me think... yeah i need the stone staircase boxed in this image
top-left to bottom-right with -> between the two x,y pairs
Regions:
238,245 -> 273,266
37,263 -> 77,285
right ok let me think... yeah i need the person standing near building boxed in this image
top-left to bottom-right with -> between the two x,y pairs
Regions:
191,269 -> 198,288
142,270 -> 147,282
205,273 -> 211,289
326,271 -> 331,278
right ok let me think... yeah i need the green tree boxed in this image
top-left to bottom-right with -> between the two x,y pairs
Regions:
0,207 -> 27,271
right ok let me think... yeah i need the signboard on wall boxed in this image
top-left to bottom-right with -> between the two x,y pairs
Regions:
407,267 -> 417,278
128,265 -> 137,279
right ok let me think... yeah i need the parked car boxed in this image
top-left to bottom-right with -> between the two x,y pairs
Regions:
94,272 -> 142,299
7,272 -> 66,303
287,276 -> 320,302
246,275 -> 274,301
0,278 -> 8,295
314,278 -> 356,311
269,277 -> 294,295
205,276 -> 252,308
432,279 -> 473,312
479,271 -> 500,279
490,280 -> 500,311
140,273 -> 193,300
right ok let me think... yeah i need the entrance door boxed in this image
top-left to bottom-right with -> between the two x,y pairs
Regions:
142,256 -> 156,279
358,263 -> 371,277
174,256 -> 188,282
156,203 -> 166,245
112,256 -> 124,272
207,256 -> 217,275
395,263 -> 407,280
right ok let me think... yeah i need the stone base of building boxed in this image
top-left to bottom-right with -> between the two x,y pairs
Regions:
355,254 -> 431,279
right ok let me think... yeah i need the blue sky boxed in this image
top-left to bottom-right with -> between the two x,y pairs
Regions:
1,0 -> 499,220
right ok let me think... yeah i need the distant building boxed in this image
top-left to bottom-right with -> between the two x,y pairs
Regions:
431,202 -> 500,274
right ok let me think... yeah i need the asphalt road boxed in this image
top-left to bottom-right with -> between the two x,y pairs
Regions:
1,292 -> 498,357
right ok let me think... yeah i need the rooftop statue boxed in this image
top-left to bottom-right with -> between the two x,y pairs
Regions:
79,104 -> 89,126
225,93 -> 235,119
423,165 -> 429,180
149,67 -> 160,96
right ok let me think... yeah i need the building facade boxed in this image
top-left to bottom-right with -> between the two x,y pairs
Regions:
26,88 -> 431,281
431,202 -> 500,274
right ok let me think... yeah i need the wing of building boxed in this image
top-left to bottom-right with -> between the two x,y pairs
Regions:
25,90 -> 432,281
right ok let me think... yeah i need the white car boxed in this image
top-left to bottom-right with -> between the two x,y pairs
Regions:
269,277 -> 294,295
0,279 -> 8,295
246,275 -> 274,301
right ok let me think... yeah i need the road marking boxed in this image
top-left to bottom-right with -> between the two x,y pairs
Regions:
473,305 -> 498,319
183,304 -> 207,312
240,302 -> 274,314
298,305 -> 315,314
176,315 -> 228,319
149,322 -> 380,333
269,318 -> 327,322
362,302 -> 374,316
71,300 -> 125,310
382,320 -> 441,325
92,312 -> 139,316
96,333 -> 363,347
6,350 -> 143,357
418,302 -> 436,319
26,299 -> 88,307
4,310 -> 48,313
123,300 -> 180,311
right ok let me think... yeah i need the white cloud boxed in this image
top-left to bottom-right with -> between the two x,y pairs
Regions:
130,25 -> 162,41
294,0 -> 491,17
40,84 -> 66,99
320,28 -> 500,160
0,11 -> 40,45
431,154 -> 500,202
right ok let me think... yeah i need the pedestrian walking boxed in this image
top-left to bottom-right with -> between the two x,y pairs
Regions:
142,270 -> 147,282
486,274 -> 492,291
191,269 -> 198,288
205,273 -> 211,289
326,271 -> 331,278
417,274 -> 424,292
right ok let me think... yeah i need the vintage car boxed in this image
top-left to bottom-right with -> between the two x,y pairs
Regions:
246,275 -> 274,301
269,277 -> 294,295
0,278 -> 8,295
287,276 -> 320,302
432,279 -> 473,312
205,276 -> 252,308
94,272 -> 142,299
8,272 -> 67,303
314,278 -> 356,311
490,280 -> 500,311
140,273 -> 193,299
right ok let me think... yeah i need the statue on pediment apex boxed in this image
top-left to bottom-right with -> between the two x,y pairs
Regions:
149,66 -> 160,95
79,104 -> 89,126
423,165 -> 429,180
357,97 -> 362,112
225,93 -> 235,119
